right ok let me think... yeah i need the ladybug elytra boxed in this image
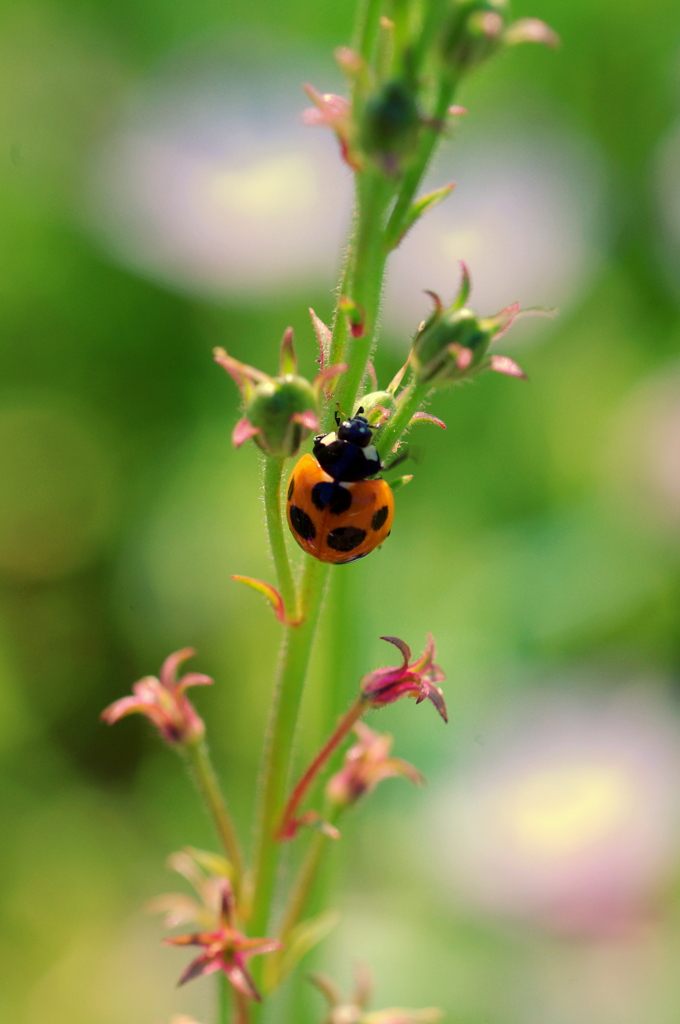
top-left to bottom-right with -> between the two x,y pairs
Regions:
286,410 -> 394,564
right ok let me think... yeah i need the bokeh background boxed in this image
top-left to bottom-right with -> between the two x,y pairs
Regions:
4,0 -> 680,1021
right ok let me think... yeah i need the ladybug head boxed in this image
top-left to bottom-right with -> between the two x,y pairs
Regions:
336,408 -> 374,448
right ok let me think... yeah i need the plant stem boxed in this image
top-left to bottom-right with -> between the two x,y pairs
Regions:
263,456 -> 297,619
331,168 -> 395,420
353,0 -> 384,64
218,972 -> 230,1024
184,739 -> 244,888
250,556 -> 330,937
375,380 -> 431,460
278,697 -> 366,839
384,73 -> 458,251
234,988 -> 251,1024
278,804 -> 342,943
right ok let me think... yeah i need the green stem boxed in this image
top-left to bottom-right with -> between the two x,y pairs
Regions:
278,804 -> 342,942
384,73 -> 458,251
184,739 -> 244,886
263,456 -> 297,619
250,556 -> 331,937
218,972 -> 230,1024
353,0 -> 384,63
376,380 -> 431,460
331,169 -> 395,420
327,240 -> 353,385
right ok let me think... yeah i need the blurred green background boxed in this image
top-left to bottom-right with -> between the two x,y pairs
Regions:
4,0 -> 680,1021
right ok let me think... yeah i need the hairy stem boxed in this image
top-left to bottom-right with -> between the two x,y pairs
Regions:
331,168 -> 395,420
250,557 -> 330,937
376,380 -> 431,460
263,455 -> 297,619
278,804 -> 342,942
384,73 -> 458,251
278,697 -> 365,839
184,739 -> 244,889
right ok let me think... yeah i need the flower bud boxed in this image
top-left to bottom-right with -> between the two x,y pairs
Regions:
410,266 -> 529,387
244,374 -> 318,458
441,0 -> 508,72
357,390 -> 397,425
214,327 -> 338,459
360,79 -> 420,175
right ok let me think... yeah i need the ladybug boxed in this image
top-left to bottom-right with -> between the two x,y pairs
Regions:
286,409 -> 394,564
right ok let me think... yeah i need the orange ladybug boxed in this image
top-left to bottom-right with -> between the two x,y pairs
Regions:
286,410 -> 394,564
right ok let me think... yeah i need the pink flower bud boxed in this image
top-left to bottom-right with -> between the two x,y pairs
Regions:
326,722 -> 423,807
101,648 -> 211,746
360,635 -> 448,723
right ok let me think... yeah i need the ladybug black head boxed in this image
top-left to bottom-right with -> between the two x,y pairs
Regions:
337,409 -> 373,448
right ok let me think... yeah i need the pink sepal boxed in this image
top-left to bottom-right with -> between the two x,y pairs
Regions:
232,418 -> 260,448
292,410 -> 320,433
505,18 -> 560,48
489,354 -> 528,379
314,362 -> 348,401
410,412 -> 446,429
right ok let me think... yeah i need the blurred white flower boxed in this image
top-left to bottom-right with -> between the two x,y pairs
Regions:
430,686 -> 680,936
83,34 -> 352,301
384,114 -> 608,342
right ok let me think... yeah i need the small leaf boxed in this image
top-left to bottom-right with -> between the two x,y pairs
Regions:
410,412 -> 446,429
391,182 -> 455,248
279,327 -> 297,375
309,308 -> 331,369
274,910 -> 341,987
184,847 -> 233,879
388,474 -> 413,491
452,260 -> 471,310
314,362 -> 348,401
387,356 -> 411,395
231,576 -> 298,625
145,893 -> 210,929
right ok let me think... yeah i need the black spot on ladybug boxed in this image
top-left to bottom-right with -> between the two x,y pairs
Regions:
287,476 -> 295,501
371,505 -> 389,531
311,482 -> 352,514
327,526 -> 366,552
290,505 -> 316,541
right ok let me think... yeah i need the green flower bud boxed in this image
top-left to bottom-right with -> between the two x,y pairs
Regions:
441,0 -> 508,73
409,268 -> 528,387
244,374 -> 319,458
357,390 -> 397,424
214,329 -> 333,459
413,307 -> 491,383
360,80 -> 421,174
